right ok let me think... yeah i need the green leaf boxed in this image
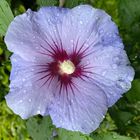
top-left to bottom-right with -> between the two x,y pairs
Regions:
0,0 -> 14,36
109,106 -> 134,128
56,128 -> 93,140
65,0 -> 88,8
118,0 -> 140,43
65,0 -> 79,8
37,0 -> 58,7
91,0 -> 119,24
26,116 -> 55,140
118,0 -> 140,28
0,101 -> 29,139
126,79 -> 140,103
92,132 -> 135,140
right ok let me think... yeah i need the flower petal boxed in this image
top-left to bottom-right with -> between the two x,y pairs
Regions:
49,78 -> 107,134
5,7 -> 69,62
61,5 -> 123,54
88,46 -> 135,106
5,54 -> 55,119
34,7 -> 69,48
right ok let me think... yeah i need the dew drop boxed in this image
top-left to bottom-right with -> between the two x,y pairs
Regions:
33,56 -> 37,61
95,16 -> 99,20
108,33 -> 113,37
112,64 -> 117,69
102,70 -> 107,76
35,46 -> 39,50
70,39 -> 74,43
117,80 -> 130,90
79,29 -> 82,33
37,110 -> 41,114
23,90 -> 26,93
22,78 -> 26,82
59,119 -> 63,123
91,121 -> 94,125
47,18 -> 51,23
15,71 -> 18,75
71,99 -> 74,103
20,42 -> 23,45
84,87 -> 87,90
54,29 -> 57,32
84,43 -> 89,47
13,58 -> 17,62
19,100 -> 23,103
109,91 -> 114,95
99,29 -> 104,34
78,6 -> 81,9
113,56 -> 120,64
79,20 -> 83,24
86,60 -> 90,65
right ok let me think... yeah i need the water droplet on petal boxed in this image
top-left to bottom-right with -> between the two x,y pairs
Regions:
19,100 -> 23,103
91,121 -> 94,124
70,39 -> 74,43
102,70 -> 107,76
108,33 -> 113,37
86,60 -> 90,65
99,29 -> 104,34
71,99 -> 74,103
20,42 -> 23,45
47,19 -> 51,23
23,90 -> 26,93
117,80 -> 131,90
112,64 -> 117,69
33,56 -> 37,61
35,46 -> 39,50
37,110 -> 41,114
13,58 -> 17,62
15,71 -> 18,75
109,91 -> 114,95
78,6 -> 81,9
22,78 -> 26,82
59,119 -> 63,123
79,21 -> 83,24
84,43 -> 89,47
113,56 -> 120,64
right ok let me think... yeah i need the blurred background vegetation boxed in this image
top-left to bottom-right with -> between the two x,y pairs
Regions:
0,0 -> 140,139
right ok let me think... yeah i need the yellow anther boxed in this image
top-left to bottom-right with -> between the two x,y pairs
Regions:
59,60 -> 75,74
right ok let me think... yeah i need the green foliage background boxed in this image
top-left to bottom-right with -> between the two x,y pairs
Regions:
0,0 -> 140,139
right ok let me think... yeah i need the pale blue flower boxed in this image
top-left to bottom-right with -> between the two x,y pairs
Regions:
5,5 -> 134,134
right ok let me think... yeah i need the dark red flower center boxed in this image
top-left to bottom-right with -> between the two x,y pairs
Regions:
47,48 -> 83,85
35,39 -> 93,94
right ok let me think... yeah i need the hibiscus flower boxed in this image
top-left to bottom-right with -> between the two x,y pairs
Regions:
5,5 -> 134,134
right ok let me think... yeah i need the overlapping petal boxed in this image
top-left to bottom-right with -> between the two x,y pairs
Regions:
85,46 -> 134,106
49,78 -> 107,134
6,54 -> 55,119
4,7 -> 68,62
61,5 -> 124,55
